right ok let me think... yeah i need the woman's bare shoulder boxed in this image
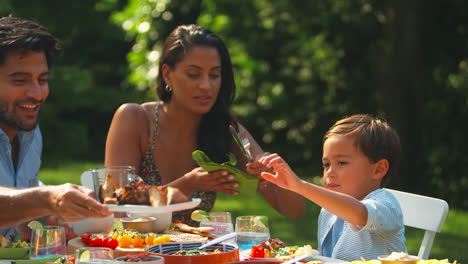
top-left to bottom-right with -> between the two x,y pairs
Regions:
112,103 -> 151,127
115,102 -> 157,118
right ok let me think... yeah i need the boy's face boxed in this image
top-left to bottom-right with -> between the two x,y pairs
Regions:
0,49 -> 49,138
322,135 -> 382,200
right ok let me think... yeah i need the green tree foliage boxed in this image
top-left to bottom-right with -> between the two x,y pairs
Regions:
3,1 -> 467,208
107,0 -> 468,208
1,0 -> 144,162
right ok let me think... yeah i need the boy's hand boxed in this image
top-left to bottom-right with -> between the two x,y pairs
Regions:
246,153 -> 273,186
258,153 -> 301,191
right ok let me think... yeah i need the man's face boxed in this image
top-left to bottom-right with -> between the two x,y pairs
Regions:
0,50 -> 49,136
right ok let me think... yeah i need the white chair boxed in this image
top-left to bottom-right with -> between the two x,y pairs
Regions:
385,188 -> 449,259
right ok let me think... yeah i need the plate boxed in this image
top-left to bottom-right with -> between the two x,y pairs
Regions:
240,249 -> 319,261
240,249 -> 277,261
11,255 -> 63,264
104,198 -> 201,213
0,247 -> 30,259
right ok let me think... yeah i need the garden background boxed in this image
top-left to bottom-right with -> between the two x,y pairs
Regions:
2,0 -> 467,263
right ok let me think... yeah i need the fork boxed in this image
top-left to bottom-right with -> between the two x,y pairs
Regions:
241,138 -> 253,161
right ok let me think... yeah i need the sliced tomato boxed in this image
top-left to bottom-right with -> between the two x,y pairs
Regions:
107,239 -> 118,250
81,233 -> 90,245
102,237 -> 111,248
250,245 -> 265,258
89,237 -> 103,247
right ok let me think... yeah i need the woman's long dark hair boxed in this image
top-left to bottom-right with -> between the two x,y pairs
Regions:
156,24 -> 236,163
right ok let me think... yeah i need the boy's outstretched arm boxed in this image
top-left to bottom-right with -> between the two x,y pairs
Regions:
260,154 -> 368,227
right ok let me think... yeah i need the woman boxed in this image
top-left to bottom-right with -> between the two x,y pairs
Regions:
105,24 -> 304,225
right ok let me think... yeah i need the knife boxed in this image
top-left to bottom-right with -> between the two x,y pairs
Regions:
229,125 -> 253,162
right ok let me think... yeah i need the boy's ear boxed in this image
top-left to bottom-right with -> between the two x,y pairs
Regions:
373,159 -> 389,180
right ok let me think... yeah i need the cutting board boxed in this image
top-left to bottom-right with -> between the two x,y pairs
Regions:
67,237 -> 146,258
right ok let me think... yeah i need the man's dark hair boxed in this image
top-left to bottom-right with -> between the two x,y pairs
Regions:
0,16 -> 62,67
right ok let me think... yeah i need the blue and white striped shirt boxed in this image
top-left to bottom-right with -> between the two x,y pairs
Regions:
318,188 -> 407,261
0,127 -> 42,236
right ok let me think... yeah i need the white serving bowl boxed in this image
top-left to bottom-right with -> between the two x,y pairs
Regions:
71,214 -> 114,236
127,212 -> 172,233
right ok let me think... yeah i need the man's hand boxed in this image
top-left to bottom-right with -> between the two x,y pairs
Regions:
47,183 -> 112,223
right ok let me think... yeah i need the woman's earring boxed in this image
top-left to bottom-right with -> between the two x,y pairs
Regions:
165,84 -> 172,93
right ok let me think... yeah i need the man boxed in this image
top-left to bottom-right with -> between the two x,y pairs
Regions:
0,184 -> 110,230
0,16 -> 111,235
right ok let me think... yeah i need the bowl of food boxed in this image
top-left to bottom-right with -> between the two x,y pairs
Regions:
147,241 -> 239,264
378,252 -> 420,264
115,254 -> 165,263
127,212 -> 172,233
121,217 -> 156,233
71,214 -> 115,236
226,261 -> 281,264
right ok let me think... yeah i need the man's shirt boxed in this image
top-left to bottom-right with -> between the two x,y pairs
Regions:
0,127 -> 42,236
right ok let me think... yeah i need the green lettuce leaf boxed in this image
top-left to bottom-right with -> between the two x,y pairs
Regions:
192,150 -> 255,180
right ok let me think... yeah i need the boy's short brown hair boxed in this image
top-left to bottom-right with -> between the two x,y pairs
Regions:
323,114 -> 401,187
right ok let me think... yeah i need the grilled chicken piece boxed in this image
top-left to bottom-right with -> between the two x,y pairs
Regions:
114,180 -> 167,206
99,173 -> 118,204
99,173 -> 168,206
149,185 -> 167,207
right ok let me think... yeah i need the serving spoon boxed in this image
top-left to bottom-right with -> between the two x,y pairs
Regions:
198,232 -> 238,250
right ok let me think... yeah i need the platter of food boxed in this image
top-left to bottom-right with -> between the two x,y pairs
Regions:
89,168 -> 201,214
68,227 -> 211,258
0,248 -> 30,259
0,235 -> 30,259
104,198 -> 201,213
241,239 -> 318,262
147,241 -> 239,264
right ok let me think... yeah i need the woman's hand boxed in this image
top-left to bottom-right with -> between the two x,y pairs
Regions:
166,186 -> 189,204
178,168 -> 240,195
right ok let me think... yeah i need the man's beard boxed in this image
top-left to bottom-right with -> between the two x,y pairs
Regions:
0,100 -> 39,132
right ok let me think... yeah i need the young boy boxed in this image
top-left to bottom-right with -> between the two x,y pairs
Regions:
259,114 -> 407,261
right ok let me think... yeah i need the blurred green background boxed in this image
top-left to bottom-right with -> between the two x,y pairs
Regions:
2,0 -> 467,262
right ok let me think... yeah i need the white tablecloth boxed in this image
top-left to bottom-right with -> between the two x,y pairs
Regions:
1,256 -> 346,264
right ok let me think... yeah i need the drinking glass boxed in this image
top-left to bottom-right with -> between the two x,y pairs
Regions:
29,225 -> 67,259
235,216 -> 270,251
75,247 -> 113,264
200,212 -> 235,243
90,166 -> 137,203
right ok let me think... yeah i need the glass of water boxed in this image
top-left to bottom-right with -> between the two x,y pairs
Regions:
199,212 -> 234,236
29,225 -> 67,259
199,212 -> 235,243
75,247 -> 113,264
235,215 -> 270,252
